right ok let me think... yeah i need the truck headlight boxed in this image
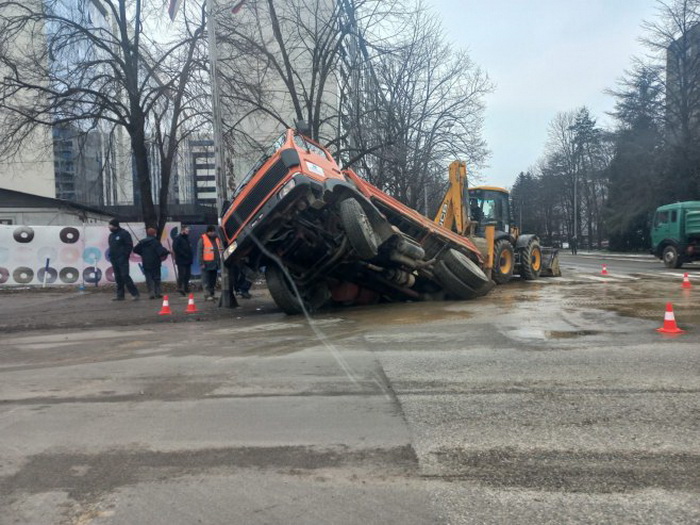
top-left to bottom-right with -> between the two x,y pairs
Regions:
223,241 -> 238,260
279,175 -> 299,199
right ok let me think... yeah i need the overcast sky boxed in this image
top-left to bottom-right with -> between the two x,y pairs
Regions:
432,0 -> 661,188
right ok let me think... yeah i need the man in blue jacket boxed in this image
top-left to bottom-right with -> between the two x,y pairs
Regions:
134,227 -> 170,299
108,218 -> 140,301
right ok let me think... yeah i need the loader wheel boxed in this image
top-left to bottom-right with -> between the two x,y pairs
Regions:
265,264 -> 329,315
520,239 -> 542,280
662,245 -> 682,269
433,260 -> 478,300
441,248 -> 490,290
339,198 -> 378,259
492,239 -> 515,285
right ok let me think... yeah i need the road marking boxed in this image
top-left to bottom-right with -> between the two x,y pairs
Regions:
578,275 -> 628,282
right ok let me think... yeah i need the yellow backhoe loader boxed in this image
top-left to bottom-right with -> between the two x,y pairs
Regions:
434,161 -> 561,284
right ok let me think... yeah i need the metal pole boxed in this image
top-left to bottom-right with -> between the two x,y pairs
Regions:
206,0 -> 228,213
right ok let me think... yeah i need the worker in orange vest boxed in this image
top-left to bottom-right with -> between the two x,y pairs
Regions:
197,225 -> 223,301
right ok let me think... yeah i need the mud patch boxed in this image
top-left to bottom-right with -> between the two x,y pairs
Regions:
430,447 -> 700,493
0,445 -> 419,503
545,330 -> 600,339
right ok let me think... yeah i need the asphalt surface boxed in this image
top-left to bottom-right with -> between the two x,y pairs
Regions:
0,255 -> 699,524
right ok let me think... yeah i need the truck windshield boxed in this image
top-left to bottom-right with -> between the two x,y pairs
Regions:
233,133 -> 287,197
293,133 -> 328,160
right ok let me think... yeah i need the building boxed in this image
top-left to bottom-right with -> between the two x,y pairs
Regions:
0,1 -> 56,199
0,187 -> 114,226
187,137 -> 217,205
53,124 -> 104,207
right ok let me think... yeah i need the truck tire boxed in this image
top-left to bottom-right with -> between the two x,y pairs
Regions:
338,198 -> 378,259
265,264 -> 328,315
441,248 -> 490,290
520,238 -> 542,280
662,245 -> 683,269
433,260 -> 478,300
492,239 -> 514,285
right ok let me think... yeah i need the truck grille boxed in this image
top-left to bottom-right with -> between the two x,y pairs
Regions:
224,159 -> 289,239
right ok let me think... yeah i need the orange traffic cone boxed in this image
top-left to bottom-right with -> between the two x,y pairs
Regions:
656,302 -> 685,334
682,272 -> 692,289
185,293 -> 199,313
158,295 -> 172,316
601,264 -> 608,276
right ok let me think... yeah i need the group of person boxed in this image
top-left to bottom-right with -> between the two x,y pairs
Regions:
107,219 -> 252,302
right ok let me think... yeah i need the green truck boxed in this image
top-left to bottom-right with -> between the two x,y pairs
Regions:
651,201 -> 700,268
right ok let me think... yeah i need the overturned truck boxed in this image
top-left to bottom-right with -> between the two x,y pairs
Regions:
220,129 -> 493,314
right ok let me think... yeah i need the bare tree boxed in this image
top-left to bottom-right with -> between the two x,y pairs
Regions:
0,0 -> 208,233
642,0 -> 700,196
343,2 -> 492,212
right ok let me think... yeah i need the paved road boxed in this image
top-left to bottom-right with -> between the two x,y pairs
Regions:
0,269 -> 698,524
560,252 -> 700,275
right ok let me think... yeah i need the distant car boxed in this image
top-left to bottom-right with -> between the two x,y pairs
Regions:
220,129 -> 492,314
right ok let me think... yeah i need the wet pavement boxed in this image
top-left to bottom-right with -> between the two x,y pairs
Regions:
0,259 -> 699,524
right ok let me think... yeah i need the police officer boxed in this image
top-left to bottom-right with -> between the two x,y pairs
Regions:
108,218 -> 140,301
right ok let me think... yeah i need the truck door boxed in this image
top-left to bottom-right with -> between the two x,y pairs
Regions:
652,210 -> 672,247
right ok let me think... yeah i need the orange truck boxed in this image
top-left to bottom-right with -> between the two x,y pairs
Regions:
220,129 -> 493,314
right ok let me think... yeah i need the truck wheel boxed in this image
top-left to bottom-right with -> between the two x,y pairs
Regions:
520,239 -> 542,280
433,260 -> 478,300
265,264 -> 329,315
339,199 -> 378,259
492,239 -> 514,285
441,248 -> 490,290
662,245 -> 682,269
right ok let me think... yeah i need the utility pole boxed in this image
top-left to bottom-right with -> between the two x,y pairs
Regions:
206,0 -> 228,213
206,0 -> 236,308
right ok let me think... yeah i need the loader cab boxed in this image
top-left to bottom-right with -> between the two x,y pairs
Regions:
468,186 -> 511,235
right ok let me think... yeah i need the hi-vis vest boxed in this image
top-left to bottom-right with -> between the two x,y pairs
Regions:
201,234 -> 222,262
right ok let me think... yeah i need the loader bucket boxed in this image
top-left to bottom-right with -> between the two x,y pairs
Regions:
539,247 -> 561,277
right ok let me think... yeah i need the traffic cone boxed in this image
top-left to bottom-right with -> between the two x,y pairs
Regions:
682,272 -> 692,289
656,302 -> 685,334
601,264 -> 608,276
158,295 -> 172,316
185,293 -> 199,314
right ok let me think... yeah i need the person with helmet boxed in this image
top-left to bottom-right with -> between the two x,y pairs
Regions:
197,225 -> 222,301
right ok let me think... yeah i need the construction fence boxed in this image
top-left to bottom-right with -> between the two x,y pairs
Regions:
0,223 -> 208,288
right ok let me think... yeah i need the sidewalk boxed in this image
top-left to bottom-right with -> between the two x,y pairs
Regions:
564,251 -> 656,261
0,284 -> 271,334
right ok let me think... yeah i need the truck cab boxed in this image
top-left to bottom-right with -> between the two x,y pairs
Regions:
651,201 -> 700,268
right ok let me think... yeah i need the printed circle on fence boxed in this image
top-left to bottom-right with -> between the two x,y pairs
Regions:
60,246 -> 80,264
0,267 -> 9,284
83,247 -> 102,265
13,227 -> 34,243
59,227 -> 80,244
59,267 -> 79,284
105,266 -> 115,282
13,266 -> 34,284
37,267 -> 58,284
37,247 -> 58,265
83,267 -> 102,284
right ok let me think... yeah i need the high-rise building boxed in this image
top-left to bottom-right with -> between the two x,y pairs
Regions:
0,1 -> 56,198
187,138 -> 217,205
53,124 -> 104,206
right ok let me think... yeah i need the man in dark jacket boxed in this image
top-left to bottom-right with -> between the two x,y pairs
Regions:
172,225 -> 194,296
133,227 -> 170,299
108,218 -> 140,301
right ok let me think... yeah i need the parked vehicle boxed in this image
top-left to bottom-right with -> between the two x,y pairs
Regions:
220,129 -> 493,314
651,201 -> 700,268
